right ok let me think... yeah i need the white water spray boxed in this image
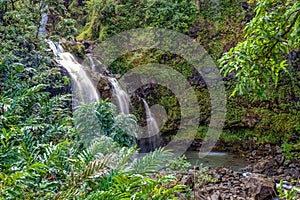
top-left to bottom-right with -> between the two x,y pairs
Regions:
109,78 -> 130,114
86,54 -> 108,73
47,40 -> 99,104
136,98 -> 162,152
142,99 -> 159,137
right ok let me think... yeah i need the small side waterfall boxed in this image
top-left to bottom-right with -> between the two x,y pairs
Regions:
47,40 -> 64,55
109,78 -> 130,114
86,54 -> 108,73
87,55 -> 98,72
138,99 -> 163,152
38,4 -> 48,37
47,40 -> 99,104
142,99 -> 159,137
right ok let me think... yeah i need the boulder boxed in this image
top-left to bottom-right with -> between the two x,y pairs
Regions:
245,173 -> 277,200
180,175 -> 194,188
96,75 -> 112,100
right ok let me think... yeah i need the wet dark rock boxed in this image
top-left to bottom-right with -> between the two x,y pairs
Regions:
289,164 -> 296,168
288,168 -> 299,179
95,75 -> 112,100
241,2 -> 249,10
274,155 -> 285,166
284,160 -> 292,166
210,191 -> 221,200
245,173 -> 276,200
285,175 -> 292,182
180,175 -> 193,188
176,139 -> 299,199
289,135 -> 299,142
253,159 -> 268,173
189,21 -> 201,39
276,168 -> 284,175
187,69 -> 206,86
83,41 -> 92,49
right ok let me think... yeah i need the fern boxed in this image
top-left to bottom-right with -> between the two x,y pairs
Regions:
129,147 -> 173,174
111,146 -> 137,172
86,174 -> 186,200
82,157 -> 110,179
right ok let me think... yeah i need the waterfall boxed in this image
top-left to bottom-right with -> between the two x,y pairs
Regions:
38,3 -> 48,37
86,54 -> 108,74
87,55 -> 98,72
109,78 -> 130,114
47,40 -> 163,151
47,40 -> 99,104
39,12 -> 48,36
142,99 -> 159,137
137,99 -> 162,152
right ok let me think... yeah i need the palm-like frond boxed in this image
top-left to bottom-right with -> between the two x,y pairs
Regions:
86,173 -> 185,200
129,147 -> 173,174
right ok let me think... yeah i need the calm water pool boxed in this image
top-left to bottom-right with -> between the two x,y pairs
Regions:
184,151 -> 249,170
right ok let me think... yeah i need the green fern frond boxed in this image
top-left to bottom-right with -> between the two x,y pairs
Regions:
83,157 -> 110,179
86,173 -> 185,200
129,147 -> 173,174
109,146 -> 137,171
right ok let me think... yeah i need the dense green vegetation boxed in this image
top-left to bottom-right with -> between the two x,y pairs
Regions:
0,1 -> 188,198
219,0 -> 300,96
76,0 -> 198,40
0,0 -> 299,199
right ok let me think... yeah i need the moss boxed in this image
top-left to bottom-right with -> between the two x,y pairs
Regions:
193,0 -> 250,60
63,43 -> 85,59
76,14 -> 96,41
192,71 -> 300,145
195,126 -> 209,140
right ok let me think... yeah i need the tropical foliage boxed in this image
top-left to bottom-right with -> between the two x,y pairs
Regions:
76,0 -> 198,40
219,0 -> 300,97
0,1 -> 188,199
0,0 -> 299,199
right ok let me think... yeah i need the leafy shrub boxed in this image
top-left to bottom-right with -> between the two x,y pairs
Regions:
165,155 -> 192,173
219,0 -> 300,97
74,100 -> 138,147
277,178 -> 300,200
195,163 -> 217,186
95,100 -> 136,146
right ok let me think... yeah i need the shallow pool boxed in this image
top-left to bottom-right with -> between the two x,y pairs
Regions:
184,151 -> 249,170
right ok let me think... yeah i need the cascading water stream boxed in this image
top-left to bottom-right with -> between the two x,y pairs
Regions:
85,55 -> 130,115
138,98 -> 162,152
86,54 -> 108,73
87,55 -> 98,72
38,4 -> 48,37
109,77 -> 130,114
47,40 -> 101,145
47,40 -> 99,104
142,99 -> 159,137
